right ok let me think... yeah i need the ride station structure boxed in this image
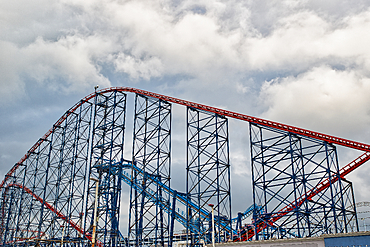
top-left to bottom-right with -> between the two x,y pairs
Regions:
1,87 -> 369,246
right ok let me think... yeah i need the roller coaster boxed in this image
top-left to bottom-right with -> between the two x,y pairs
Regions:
0,87 -> 369,246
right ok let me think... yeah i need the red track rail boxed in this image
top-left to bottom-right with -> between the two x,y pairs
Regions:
276,152 -> 370,221
2,87 -> 370,191
117,88 -> 370,152
2,184 -> 98,246
235,152 -> 370,241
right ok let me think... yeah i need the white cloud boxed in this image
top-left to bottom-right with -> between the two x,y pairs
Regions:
0,35 -> 113,100
23,35 -> 112,90
0,41 -> 25,102
112,53 -> 163,80
260,66 -> 370,138
103,0 -> 242,79
244,9 -> 370,72
3,0 -> 370,92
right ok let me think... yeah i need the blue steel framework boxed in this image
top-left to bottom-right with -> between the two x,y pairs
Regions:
87,91 -> 127,245
249,123 -> 358,240
341,180 -> 358,232
186,108 -> 232,246
129,94 -> 172,247
0,87 -> 367,247
0,95 -> 95,245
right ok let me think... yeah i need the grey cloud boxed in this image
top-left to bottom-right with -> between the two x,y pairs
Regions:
2,0 -> 370,230
5,0 -> 370,90
260,66 -> 370,140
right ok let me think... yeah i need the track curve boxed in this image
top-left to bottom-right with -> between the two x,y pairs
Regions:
1,184 -> 99,246
2,87 -> 370,192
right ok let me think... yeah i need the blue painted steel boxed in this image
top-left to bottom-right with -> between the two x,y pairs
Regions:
129,94 -> 172,247
0,90 -> 126,246
186,107 -> 232,246
249,123 -> 358,240
234,204 -> 262,240
232,204 -> 262,225
98,159 -> 235,238
87,90 -> 127,245
325,234 -> 370,246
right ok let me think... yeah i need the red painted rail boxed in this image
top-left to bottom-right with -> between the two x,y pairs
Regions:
2,87 -> 370,191
2,184 -> 99,246
276,152 -> 370,221
236,152 -> 370,241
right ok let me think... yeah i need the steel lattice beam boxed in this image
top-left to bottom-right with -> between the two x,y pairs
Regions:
86,91 -> 127,246
129,94 -> 171,247
186,107 -> 231,246
0,100 -> 95,245
248,123 -> 358,240
2,86 -> 370,195
0,90 -> 127,246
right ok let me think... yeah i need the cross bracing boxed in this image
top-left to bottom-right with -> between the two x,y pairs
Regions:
0,87 -> 368,246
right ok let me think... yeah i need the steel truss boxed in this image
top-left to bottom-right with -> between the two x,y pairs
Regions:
1,87 -> 368,246
249,123 -> 358,240
186,107 -> 232,246
129,94 -> 172,247
1,97 -> 95,246
0,90 -> 127,246
87,90 -> 127,246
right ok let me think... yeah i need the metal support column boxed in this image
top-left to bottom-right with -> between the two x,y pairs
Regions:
129,94 -> 171,247
186,107 -> 231,246
86,90 -> 127,246
249,123 -> 357,240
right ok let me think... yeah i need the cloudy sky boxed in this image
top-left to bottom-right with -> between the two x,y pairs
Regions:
2,0 -> 370,232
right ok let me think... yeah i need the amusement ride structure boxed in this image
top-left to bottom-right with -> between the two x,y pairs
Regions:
1,87 -> 369,246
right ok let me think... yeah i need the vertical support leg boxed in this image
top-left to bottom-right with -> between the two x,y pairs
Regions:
86,90 -> 127,245
129,94 -> 171,247
249,123 -> 357,240
186,107 -> 231,246
169,190 -> 177,247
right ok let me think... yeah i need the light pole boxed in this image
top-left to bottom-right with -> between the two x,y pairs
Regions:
60,224 -> 65,246
79,212 -> 84,238
364,218 -> 367,231
90,177 -> 99,247
361,218 -> 365,231
208,204 -> 215,247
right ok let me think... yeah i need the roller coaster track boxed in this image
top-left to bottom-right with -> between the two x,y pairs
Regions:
89,158 -> 300,241
99,159 -> 297,241
231,204 -> 261,224
2,184 -> 101,246
235,152 -> 370,241
2,87 -> 369,191
1,87 -> 370,244
96,159 -> 236,235
282,152 -> 370,216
